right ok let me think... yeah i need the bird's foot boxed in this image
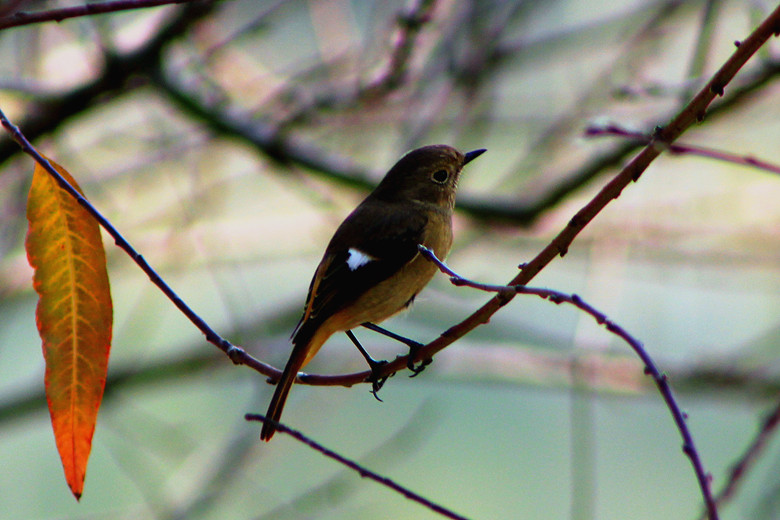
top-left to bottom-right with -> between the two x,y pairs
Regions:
405,340 -> 432,377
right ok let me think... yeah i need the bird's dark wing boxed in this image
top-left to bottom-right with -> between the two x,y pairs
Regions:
292,201 -> 427,338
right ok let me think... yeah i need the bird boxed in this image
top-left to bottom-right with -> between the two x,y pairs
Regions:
261,144 -> 486,441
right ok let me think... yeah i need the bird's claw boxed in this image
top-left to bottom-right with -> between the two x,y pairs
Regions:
405,341 -> 432,377
408,356 -> 432,377
365,358 -> 389,401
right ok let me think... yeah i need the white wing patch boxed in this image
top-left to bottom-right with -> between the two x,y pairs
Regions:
346,248 -> 376,271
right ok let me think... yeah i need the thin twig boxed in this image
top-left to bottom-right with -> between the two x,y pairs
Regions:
586,124 -> 780,176
0,108 -> 274,377
416,245 -> 715,520
0,0 -> 199,30
703,401 -> 780,518
244,413 -> 473,520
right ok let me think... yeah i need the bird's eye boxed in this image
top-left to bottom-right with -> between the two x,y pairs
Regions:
431,169 -> 449,184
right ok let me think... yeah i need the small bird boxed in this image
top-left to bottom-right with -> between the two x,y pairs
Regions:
261,144 -> 485,441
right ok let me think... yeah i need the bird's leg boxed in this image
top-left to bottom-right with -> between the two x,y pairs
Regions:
345,330 -> 388,400
361,322 -> 431,376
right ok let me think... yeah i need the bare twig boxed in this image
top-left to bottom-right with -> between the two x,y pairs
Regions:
0,0 -> 201,30
244,413 -> 473,520
703,401 -> 780,518
586,124 -> 780,176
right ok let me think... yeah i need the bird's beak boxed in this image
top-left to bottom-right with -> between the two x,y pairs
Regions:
463,149 -> 487,165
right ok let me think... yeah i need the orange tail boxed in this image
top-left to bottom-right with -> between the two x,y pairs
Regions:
261,323 -> 329,441
260,351 -> 302,441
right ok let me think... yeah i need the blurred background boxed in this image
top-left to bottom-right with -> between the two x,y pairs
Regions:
1,0 -> 779,519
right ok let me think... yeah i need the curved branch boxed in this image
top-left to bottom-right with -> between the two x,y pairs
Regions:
417,244 -> 717,519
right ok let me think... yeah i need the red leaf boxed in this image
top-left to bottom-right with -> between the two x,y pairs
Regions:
26,159 -> 113,500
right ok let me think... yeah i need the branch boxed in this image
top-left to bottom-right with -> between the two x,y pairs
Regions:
0,0 -> 201,30
362,0 -> 437,94
415,245 -> 716,520
586,123 -> 780,176
149,51 -> 780,227
703,401 -> 780,517
245,414 -> 473,520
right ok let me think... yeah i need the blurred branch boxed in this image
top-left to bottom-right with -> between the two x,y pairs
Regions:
0,350 -> 222,424
150,53 -> 780,228
245,413 -> 473,520
3,339 -> 779,428
2,2 -> 777,226
703,401 -> 780,518
0,0 -> 202,30
681,0 -> 721,102
0,0 -> 24,18
159,392 -> 264,520
278,0 -> 440,128
364,0 -> 437,95
151,69 -> 380,191
585,123 -> 780,176
0,1 -> 215,166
